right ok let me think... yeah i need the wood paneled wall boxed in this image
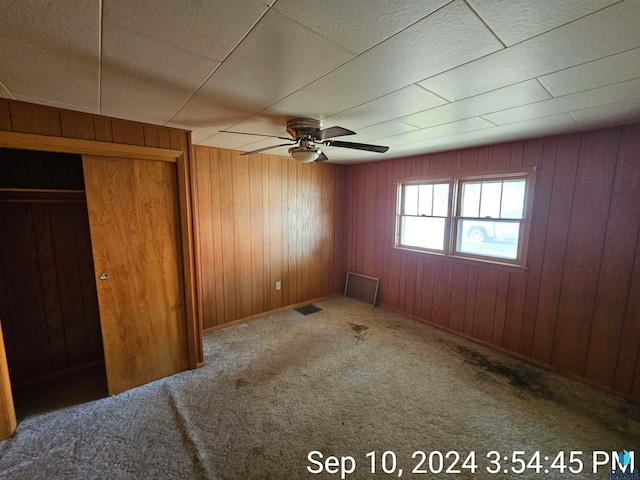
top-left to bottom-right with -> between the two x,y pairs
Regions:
0,99 -> 190,151
193,146 -> 346,329
345,124 -> 640,401
0,199 -> 102,387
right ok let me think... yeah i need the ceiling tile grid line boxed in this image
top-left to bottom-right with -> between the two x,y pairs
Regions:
201,0 -> 462,137
1,0 -> 639,163
163,2 -> 275,127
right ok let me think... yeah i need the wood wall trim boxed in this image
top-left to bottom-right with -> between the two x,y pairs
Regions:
0,319 -> 16,440
0,131 -> 183,162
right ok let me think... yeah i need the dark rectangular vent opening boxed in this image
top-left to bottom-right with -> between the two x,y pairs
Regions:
294,304 -> 322,316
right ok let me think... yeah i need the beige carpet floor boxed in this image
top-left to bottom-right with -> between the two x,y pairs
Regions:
0,296 -> 637,479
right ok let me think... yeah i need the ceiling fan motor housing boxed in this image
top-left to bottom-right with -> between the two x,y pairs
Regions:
286,118 -> 323,139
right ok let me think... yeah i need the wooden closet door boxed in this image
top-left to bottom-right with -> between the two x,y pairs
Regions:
82,155 -> 188,395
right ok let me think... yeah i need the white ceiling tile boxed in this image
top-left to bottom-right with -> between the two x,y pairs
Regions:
390,117 -> 495,144
350,121 -> 418,142
0,82 -> 13,99
191,130 -> 218,145
324,85 -> 448,130
0,0 -> 98,57
419,0 -> 640,101
379,113 -> 579,159
101,23 -> 221,124
0,39 -> 100,110
570,99 -> 640,127
538,47 -> 640,96
483,77 -> 640,125
1,0 -> 639,163
466,0 -> 618,46
301,0 -> 503,110
400,79 -> 551,129
103,0 -> 270,62
257,89 -> 344,123
170,9 -> 354,130
273,0 -> 450,54
0,0 -> 100,109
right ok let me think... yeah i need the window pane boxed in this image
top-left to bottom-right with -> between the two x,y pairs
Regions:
433,183 -> 449,217
404,185 -> 418,215
401,216 -> 445,251
418,184 -> 433,216
480,181 -> 502,218
457,219 -> 520,260
501,179 -> 526,219
461,182 -> 480,217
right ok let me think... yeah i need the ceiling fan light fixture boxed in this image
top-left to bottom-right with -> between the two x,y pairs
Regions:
289,146 -> 321,163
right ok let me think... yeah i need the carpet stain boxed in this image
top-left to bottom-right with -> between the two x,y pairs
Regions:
348,323 -> 369,334
457,345 -> 553,399
252,446 -> 264,456
348,323 -> 370,342
235,378 -> 250,388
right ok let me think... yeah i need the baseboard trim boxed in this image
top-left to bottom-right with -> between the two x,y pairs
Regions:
203,293 -> 342,334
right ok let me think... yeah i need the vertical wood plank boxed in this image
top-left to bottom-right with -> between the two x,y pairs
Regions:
218,150 -> 237,322
449,263 -> 468,332
269,157 -> 284,309
586,125 -> 640,388
463,266 -> 478,336
287,160 -> 298,304
111,119 -> 145,146
10,102 -> 61,136
0,99 -> 12,131
93,117 -> 113,142
49,204 -> 90,367
31,203 -> 67,371
472,268 -> 498,343
492,271 -> 510,345
249,156 -> 265,315
209,149 -> 225,325
193,146 -> 216,328
60,111 -> 96,140
262,156 -> 272,310
552,129 -> 619,376
431,261 -> 453,327
518,138 -> 552,357
0,204 -> 52,383
232,152 -> 252,318
531,134 -> 581,364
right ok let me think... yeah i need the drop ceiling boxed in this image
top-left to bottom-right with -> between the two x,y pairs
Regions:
1,0 -> 639,164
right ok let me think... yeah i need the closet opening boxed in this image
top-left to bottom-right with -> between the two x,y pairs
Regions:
0,148 -> 107,420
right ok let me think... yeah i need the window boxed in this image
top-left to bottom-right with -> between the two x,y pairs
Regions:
396,168 -> 537,268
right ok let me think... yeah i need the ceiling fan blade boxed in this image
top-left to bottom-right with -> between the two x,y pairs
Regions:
323,140 -> 389,153
310,126 -> 356,141
315,151 -> 329,162
241,143 -> 296,156
219,129 -> 292,141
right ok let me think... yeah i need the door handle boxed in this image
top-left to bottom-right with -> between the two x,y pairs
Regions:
99,273 -> 109,280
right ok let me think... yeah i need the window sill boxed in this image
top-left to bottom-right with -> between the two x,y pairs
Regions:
392,246 -> 528,274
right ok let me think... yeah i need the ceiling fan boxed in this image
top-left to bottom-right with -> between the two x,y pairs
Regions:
219,118 -> 389,163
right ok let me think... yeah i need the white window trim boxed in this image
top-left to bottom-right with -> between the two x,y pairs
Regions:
395,167 -> 538,270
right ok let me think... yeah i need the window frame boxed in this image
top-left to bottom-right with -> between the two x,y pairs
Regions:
395,167 -> 538,269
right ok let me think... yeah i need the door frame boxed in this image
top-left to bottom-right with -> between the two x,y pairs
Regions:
0,131 -> 203,438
